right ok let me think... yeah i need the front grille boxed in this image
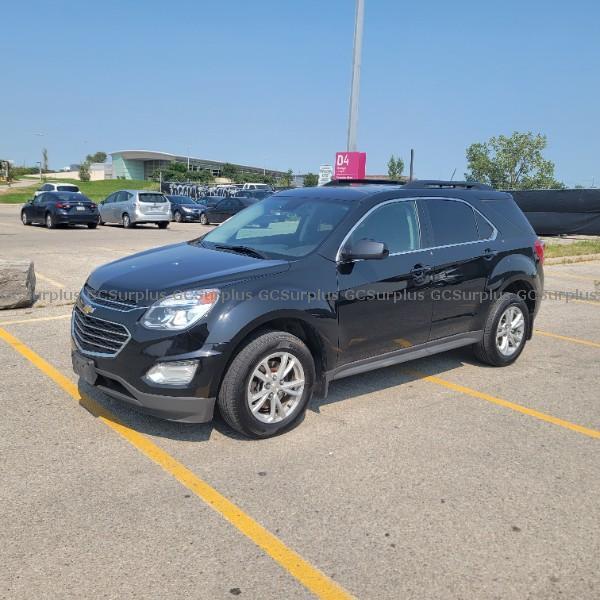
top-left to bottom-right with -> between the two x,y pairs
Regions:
83,284 -> 139,311
72,307 -> 130,356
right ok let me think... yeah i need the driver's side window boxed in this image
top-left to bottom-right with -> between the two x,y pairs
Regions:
349,200 -> 420,255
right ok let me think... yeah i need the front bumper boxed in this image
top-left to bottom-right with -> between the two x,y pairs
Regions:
70,291 -> 227,423
72,349 -> 215,422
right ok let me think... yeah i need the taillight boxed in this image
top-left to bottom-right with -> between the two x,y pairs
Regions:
534,239 -> 544,264
55,202 -> 70,209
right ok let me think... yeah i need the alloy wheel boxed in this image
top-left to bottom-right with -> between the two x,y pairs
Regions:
496,305 -> 525,357
246,352 -> 305,424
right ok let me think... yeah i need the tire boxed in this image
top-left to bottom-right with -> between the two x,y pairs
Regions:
199,213 -> 209,225
473,293 -> 529,367
87,222 -> 98,229
122,213 -> 132,228
217,331 -> 315,438
45,212 -> 56,229
21,211 -> 31,225
173,211 -> 182,223
157,221 -> 169,229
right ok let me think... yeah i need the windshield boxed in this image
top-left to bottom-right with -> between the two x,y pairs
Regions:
139,193 -> 168,203
200,195 -> 350,259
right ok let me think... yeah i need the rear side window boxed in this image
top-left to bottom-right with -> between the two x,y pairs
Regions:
349,201 -> 420,254
57,185 -> 79,192
139,193 -> 167,203
424,198 -> 479,246
474,211 -> 494,239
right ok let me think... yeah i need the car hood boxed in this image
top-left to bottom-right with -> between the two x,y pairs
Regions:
87,242 -> 289,300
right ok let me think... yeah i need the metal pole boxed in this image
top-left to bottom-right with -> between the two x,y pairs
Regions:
346,0 -> 364,152
409,149 -> 414,182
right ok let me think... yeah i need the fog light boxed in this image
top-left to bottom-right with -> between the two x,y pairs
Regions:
144,360 -> 198,385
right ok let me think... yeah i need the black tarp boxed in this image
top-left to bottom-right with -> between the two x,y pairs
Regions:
510,189 -> 600,236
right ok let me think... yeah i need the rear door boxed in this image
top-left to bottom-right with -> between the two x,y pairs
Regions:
210,199 -> 232,223
419,197 -> 497,340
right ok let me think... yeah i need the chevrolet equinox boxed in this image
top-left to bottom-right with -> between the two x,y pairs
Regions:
71,180 -> 544,438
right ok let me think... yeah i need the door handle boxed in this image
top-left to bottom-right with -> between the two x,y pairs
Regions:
483,248 -> 498,261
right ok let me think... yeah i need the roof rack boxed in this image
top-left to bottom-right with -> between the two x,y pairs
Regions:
324,178 -> 404,186
402,180 -> 493,190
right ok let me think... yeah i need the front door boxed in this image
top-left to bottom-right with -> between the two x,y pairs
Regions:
336,200 -> 434,366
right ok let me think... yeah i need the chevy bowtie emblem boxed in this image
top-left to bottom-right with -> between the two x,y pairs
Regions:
82,304 -> 95,315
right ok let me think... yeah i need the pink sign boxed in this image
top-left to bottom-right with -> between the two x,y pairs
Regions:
334,151 -> 366,180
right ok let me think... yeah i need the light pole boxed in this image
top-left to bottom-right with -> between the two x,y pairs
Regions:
33,132 -> 44,180
347,0 -> 365,152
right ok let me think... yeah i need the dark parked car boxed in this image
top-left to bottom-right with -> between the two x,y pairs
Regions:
165,195 -> 205,222
22,191 -> 99,229
200,196 -> 258,225
72,181 -> 544,438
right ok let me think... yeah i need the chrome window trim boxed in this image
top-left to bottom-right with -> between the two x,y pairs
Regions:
336,196 -> 498,262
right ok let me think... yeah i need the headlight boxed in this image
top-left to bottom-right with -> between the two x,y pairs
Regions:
141,289 -> 220,330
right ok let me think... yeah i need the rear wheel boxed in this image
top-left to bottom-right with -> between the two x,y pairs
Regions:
21,211 -> 31,225
157,221 -> 169,229
217,331 -> 315,438
122,213 -> 132,228
473,293 -> 529,366
87,222 -> 98,229
45,212 -> 56,229
200,213 -> 209,225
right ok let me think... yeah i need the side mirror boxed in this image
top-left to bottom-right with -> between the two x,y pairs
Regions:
340,238 -> 389,262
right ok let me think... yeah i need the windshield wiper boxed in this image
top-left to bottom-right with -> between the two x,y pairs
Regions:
214,244 -> 266,259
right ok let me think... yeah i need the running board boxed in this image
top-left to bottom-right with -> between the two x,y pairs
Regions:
323,331 -> 483,391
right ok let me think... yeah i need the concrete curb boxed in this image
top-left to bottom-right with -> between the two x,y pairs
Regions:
545,253 -> 600,265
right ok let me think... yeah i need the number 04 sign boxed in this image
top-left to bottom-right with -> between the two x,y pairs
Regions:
334,151 -> 366,180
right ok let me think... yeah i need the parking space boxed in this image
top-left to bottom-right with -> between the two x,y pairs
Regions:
1,203 -> 599,599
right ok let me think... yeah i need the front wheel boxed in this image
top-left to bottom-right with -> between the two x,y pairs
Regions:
173,211 -> 182,223
21,211 -> 31,225
199,213 -> 209,225
473,293 -> 529,366
87,222 -> 98,229
157,221 -> 169,229
217,331 -> 315,438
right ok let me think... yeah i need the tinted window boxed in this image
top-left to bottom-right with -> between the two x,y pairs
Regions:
474,210 -> 494,239
348,201 -> 420,254
138,193 -> 167,203
57,185 -> 79,192
425,199 -> 479,246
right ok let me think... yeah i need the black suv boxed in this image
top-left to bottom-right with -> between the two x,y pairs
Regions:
71,181 -> 544,438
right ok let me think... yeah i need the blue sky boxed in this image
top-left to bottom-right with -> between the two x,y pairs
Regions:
1,0 -> 598,186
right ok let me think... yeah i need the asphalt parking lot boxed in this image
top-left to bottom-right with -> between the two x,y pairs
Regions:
1,202 -> 599,600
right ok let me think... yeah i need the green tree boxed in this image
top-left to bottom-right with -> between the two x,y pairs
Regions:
79,161 -> 91,182
465,131 -> 564,190
387,155 -> 404,179
220,163 -> 239,181
86,151 -> 107,163
276,169 -> 294,187
303,172 -> 319,187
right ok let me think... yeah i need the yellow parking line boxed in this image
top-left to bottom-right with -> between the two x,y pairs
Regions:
36,272 -> 66,289
416,372 -> 600,439
534,329 -> 600,349
0,326 -> 353,600
0,314 -> 71,327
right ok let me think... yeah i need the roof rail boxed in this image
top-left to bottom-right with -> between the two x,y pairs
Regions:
402,180 -> 493,190
324,178 -> 404,186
